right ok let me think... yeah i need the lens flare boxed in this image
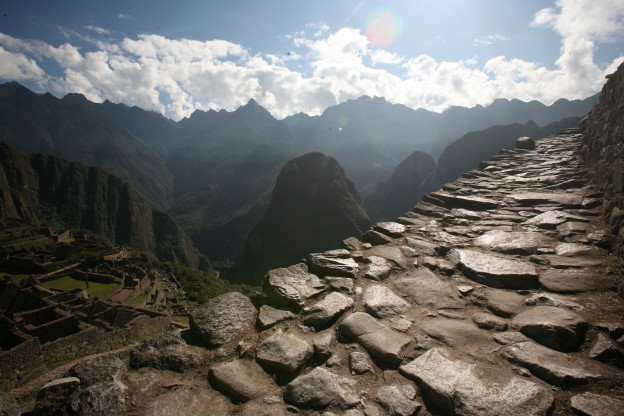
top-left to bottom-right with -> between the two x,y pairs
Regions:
365,8 -> 403,48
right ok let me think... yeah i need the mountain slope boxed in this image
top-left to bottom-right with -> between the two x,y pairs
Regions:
229,152 -> 371,284
0,142 -> 204,268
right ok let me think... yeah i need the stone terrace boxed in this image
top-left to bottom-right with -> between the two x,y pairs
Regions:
8,130 -> 624,415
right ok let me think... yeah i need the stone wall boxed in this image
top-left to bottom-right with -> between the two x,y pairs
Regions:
0,337 -> 45,390
580,61 -> 624,258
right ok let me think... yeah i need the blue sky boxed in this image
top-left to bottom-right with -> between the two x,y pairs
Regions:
1,0 -> 622,119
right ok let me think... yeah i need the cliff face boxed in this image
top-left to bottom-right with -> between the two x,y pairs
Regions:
580,61 -> 624,258
231,152 -> 371,284
0,142 -> 202,268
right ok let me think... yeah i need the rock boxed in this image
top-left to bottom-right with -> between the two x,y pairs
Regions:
349,351 -> 375,374
339,312 -> 411,366
313,330 -> 334,361
472,312 -> 508,331
425,191 -> 500,211
363,285 -> 410,319
393,268 -> 464,310
326,277 -> 355,293
140,385 -> 233,416
256,331 -> 313,373
33,377 -> 80,416
419,318 -> 493,349
190,292 -> 257,347
523,211 -> 570,229
363,230 -> 395,245
209,359 -> 277,402
448,249 -> 539,289
373,222 -> 407,238
130,332 -> 202,372
530,255 -> 604,268
509,192 -> 583,208
539,269 -> 619,293
66,356 -> 125,386
483,288 -> 527,317
258,305 -> 297,329
399,348 -> 554,416
404,237 -> 443,256
0,392 -> 20,416
374,385 -> 421,416
304,291 -> 354,328
364,256 -> 393,281
570,392 -> 624,416
555,243 -> 608,257
307,249 -> 360,278
524,292 -> 584,310
502,341 -> 606,386
589,333 -> 624,368
284,367 -> 359,409
473,231 -> 556,254
515,137 -> 536,150
493,331 -> 530,345
557,221 -> 589,236
263,264 -> 326,309
512,306 -> 587,351
67,378 -> 127,416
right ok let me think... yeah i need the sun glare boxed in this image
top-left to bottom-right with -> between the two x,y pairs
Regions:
365,7 -> 404,48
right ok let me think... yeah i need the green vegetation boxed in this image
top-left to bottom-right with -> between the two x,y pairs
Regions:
129,294 -> 148,305
0,272 -> 30,279
46,359 -> 72,371
43,275 -> 118,297
172,315 -> 189,324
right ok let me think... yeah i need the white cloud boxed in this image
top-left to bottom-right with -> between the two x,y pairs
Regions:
84,25 -> 111,35
0,1 -> 622,120
473,34 -> 508,47
118,14 -> 133,20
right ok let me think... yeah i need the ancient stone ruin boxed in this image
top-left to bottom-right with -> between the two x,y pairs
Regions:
3,64 -> 624,416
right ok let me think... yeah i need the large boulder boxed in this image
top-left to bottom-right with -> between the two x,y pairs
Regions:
209,359 -> 278,402
189,292 -> 257,347
284,367 -> 359,409
256,331 -> 313,373
129,332 -> 202,372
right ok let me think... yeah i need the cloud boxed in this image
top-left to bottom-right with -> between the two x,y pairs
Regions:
473,34 -> 508,47
0,2 -> 622,120
84,25 -> 111,35
118,14 -> 133,20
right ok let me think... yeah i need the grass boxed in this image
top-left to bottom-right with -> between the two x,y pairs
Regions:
172,315 -> 189,325
43,275 -> 118,297
0,272 -> 30,279
129,294 -> 148,305
46,359 -> 72,371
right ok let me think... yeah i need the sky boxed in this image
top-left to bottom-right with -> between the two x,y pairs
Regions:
0,0 -> 623,120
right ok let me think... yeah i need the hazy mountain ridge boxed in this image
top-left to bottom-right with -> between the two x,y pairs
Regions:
0,142 -> 204,269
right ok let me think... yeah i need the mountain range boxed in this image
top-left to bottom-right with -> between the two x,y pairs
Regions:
0,81 -> 600,276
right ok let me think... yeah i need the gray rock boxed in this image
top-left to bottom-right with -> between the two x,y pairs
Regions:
589,333 -> 624,368
472,312 -> 508,331
364,256 -> 393,281
426,191 -> 500,211
570,392 -> 624,416
263,264 -> 326,309
67,378 -> 127,416
326,277 -> 355,293
190,291 -> 257,347
66,356 -> 125,386
209,359 -> 277,402
512,306 -> 588,351
373,222 -> 407,237
363,285 -> 410,319
539,269 -> 619,293
305,291 -> 354,328
349,351 -> 375,374
307,249 -> 360,277
363,230 -> 395,245
238,400 -> 292,416
256,331 -> 313,373
483,288 -> 527,317
555,243 -> 608,257
523,211 -> 570,229
313,330 -> 334,361
393,268 -> 464,310
339,312 -> 411,366
515,137 -> 536,150
284,367 -> 359,409
492,331 -> 530,345
0,392 -> 20,416
33,377 -> 80,416
449,249 -> 539,289
530,255 -> 604,268
374,385 -> 421,416
399,348 -> 553,416
509,192 -> 583,208
473,231 -> 556,254
130,332 -> 202,372
258,305 -> 296,329
419,318 -> 493,349
404,237 -> 442,256
502,341 -> 606,386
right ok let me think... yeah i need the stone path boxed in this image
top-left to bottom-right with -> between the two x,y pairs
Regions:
12,130 -> 624,416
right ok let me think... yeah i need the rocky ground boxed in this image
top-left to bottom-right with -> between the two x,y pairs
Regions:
5,129 -> 624,416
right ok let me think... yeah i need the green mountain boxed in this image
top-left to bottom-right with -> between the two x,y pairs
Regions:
0,142 -> 204,269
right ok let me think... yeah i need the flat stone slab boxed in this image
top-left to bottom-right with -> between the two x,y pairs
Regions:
570,392 -> 624,416
512,306 -> 588,351
426,190 -> 500,211
531,255 -> 604,268
448,249 -> 539,289
304,291 -> 354,328
555,243 -> 609,257
472,312 -> 508,331
190,292 -> 257,347
306,249 -> 359,278
399,348 -> 554,416
539,269 -> 619,293
483,288 -> 527,317
257,305 -> 296,329
393,268 -> 464,310
373,222 -> 407,237
284,367 -> 359,409
374,385 -> 421,416
263,264 -> 325,309
405,237 -> 443,256
339,312 -> 411,366
256,331 -> 313,373
363,285 -> 410,319
509,192 -> 584,207
502,341 -> 607,386
419,318 -> 494,349
474,231 -> 556,254
209,359 -> 277,402
523,210 -> 570,229
364,255 -> 393,281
